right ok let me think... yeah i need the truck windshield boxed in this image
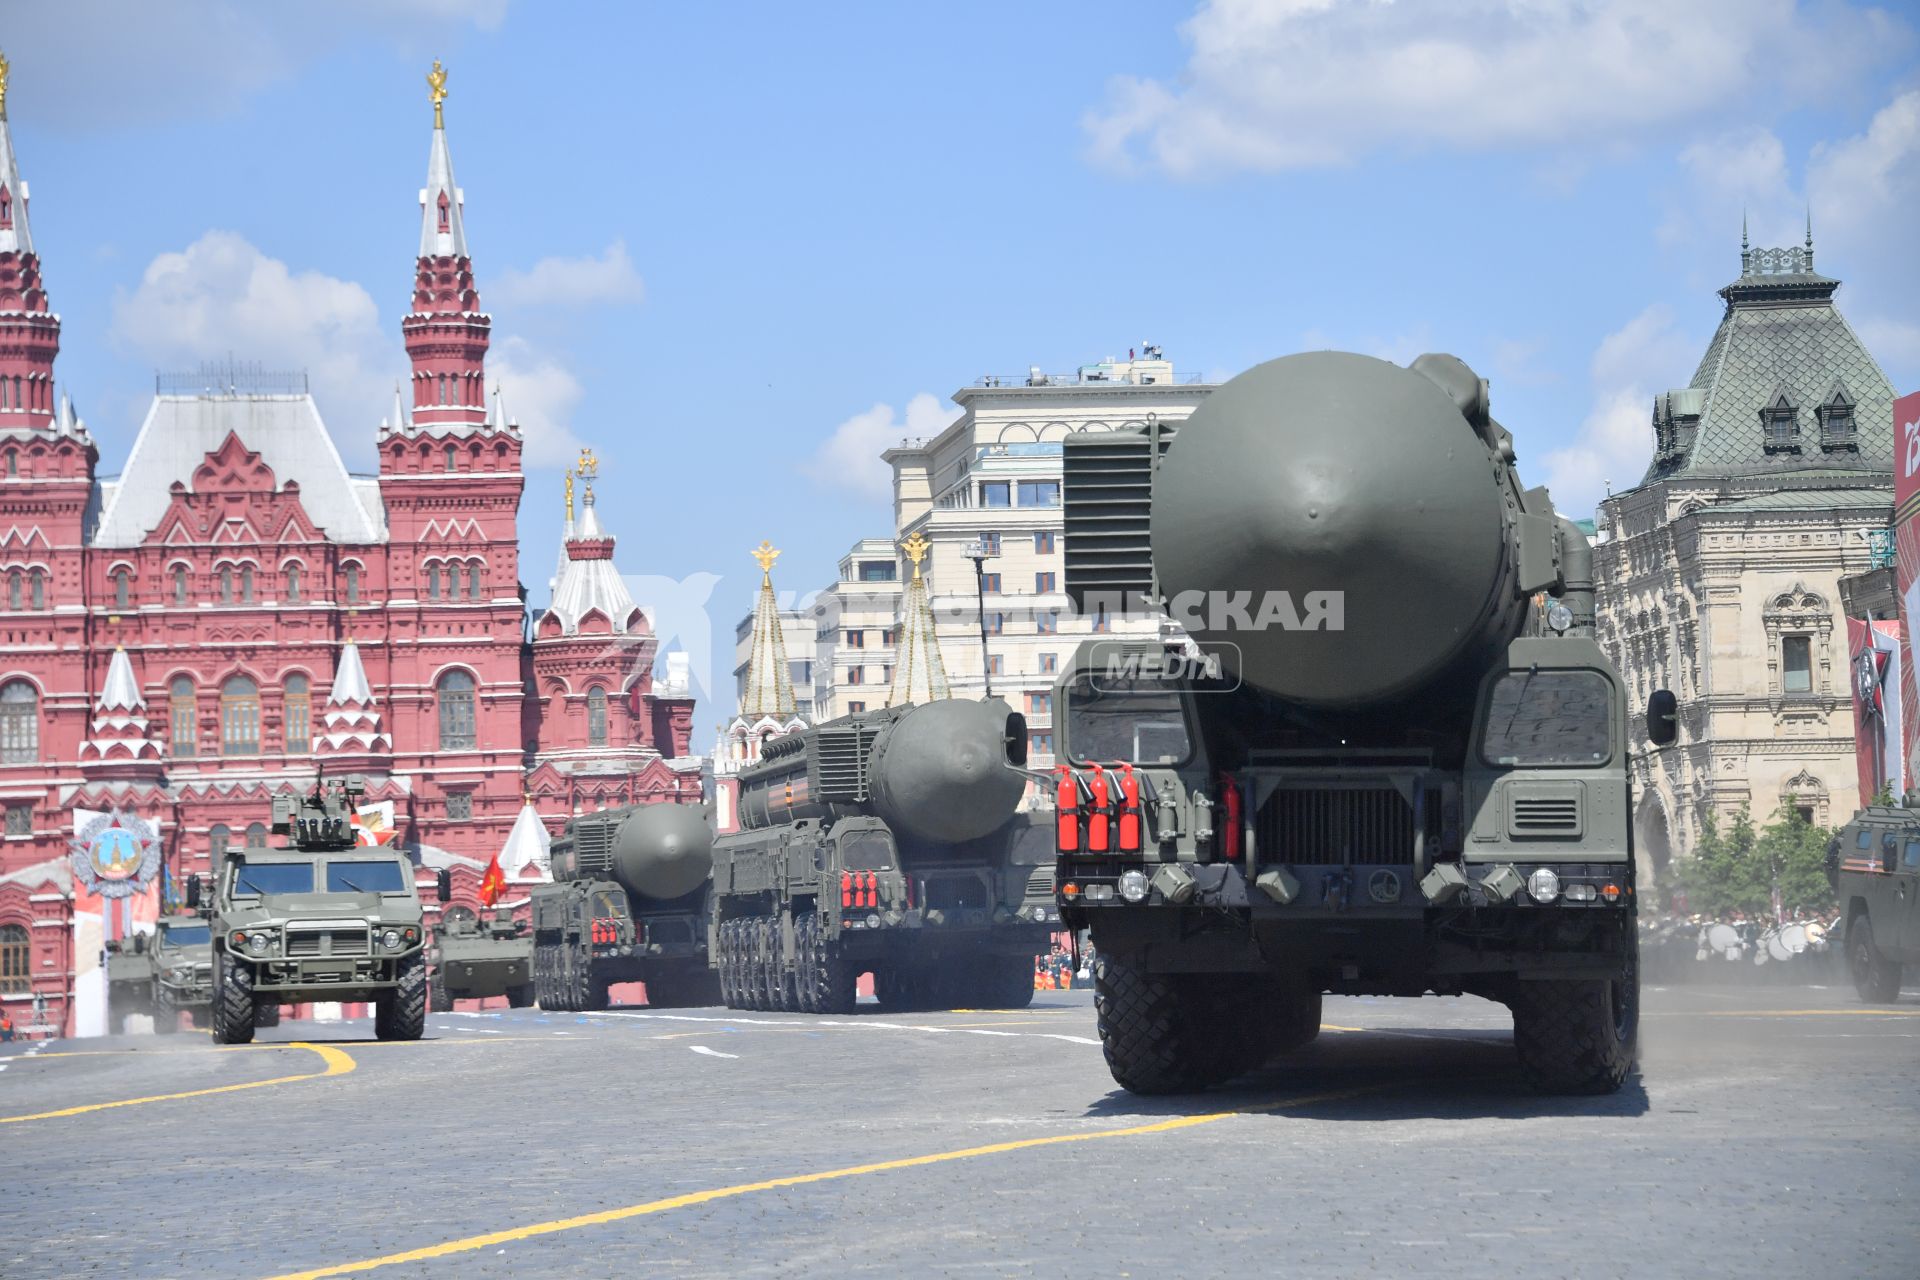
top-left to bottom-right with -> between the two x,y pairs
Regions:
1482,670 -> 1613,766
1066,673 -> 1192,766
324,860 -> 408,893
591,888 -> 627,918
232,862 -> 313,896
160,925 -> 210,947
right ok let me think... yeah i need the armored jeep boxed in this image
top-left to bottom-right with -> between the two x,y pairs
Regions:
428,884 -> 534,1010
208,778 -> 428,1044
1829,806 -> 1919,1002
104,933 -> 156,1033
147,913 -> 215,1032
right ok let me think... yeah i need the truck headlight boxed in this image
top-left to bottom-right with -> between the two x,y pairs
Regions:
248,933 -> 271,957
1546,602 -> 1574,634
865,913 -> 881,930
1118,870 -> 1149,903
1527,868 -> 1560,904
381,929 -> 402,950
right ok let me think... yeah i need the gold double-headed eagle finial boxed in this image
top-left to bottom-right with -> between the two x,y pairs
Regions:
752,540 -> 781,579
576,447 -> 599,480
427,59 -> 448,129
900,531 -> 931,580
0,50 -> 12,119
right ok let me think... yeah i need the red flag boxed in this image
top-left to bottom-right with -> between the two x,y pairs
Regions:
478,853 -> 506,907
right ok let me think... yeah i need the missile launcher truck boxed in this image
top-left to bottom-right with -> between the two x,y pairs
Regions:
1052,351 -> 1675,1095
532,803 -> 721,1011
710,698 -> 1060,1014
209,776 -> 428,1044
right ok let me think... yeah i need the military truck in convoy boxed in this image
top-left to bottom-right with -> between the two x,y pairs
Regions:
427,890 -> 534,1011
148,913 -> 215,1031
208,777 -> 428,1044
532,803 -> 720,1010
1052,351 -> 1669,1095
105,933 -> 157,1033
1827,806 -> 1918,1002
710,698 -> 1059,1014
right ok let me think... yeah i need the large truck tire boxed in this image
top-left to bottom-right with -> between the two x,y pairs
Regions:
212,956 -> 256,1046
1847,915 -> 1903,1003
873,967 -> 920,1012
794,919 -> 821,1013
1093,953 -> 1228,1095
376,953 -> 428,1041
253,1002 -> 281,1028
718,921 -> 741,1008
154,986 -> 181,1035
429,971 -> 454,1013
1261,981 -> 1322,1057
1510,971 -> 1637,1095
507,983 -> 535,1009
975,955 -> 1037,1009
813,933 -> 857,1016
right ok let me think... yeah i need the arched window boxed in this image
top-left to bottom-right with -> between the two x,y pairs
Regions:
173,565 -> 188,604
426,564 -> 441,601
284,673 -> 310,754
0,922 -> 28,994
29,570 -> 43,610
4,450 -> 14,476
220,675 -> 260,756
0,680 -> 37,763
344,563 -> 361,605
209,824 -> 229,860
241,565 -> 254,603
467,564 -> 481,600
437,189 -> 450,232
6,569 -> 18,610
245,822 -> 268,850
219,566 -> 234,604
444,444 -> 457,471
587,686 -> 608,747
170,676 -> 196,758
113,567 -> 130,610
285,563 -> 301,603
437,670 -> 476,750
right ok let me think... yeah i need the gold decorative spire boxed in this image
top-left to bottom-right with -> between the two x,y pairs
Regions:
427,59 -> 448,130
900,530 -> 931,580
740,542 -> 795,720
564,469 -> 575,525
0,50 -> 11,119
576,447 -> 599,480
752,540 -> 781,580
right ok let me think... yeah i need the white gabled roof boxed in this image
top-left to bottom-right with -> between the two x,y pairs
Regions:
91,393 -> 384,548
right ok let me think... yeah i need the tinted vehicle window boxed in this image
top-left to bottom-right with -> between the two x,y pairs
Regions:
161,924 -> 210,947
841,833 -> 895,871
1482,671 -> 1612,766
1857,829 -> 1873,849
1066,674 -> 1192,766
591,888 -> 627,918
232,862 -> 313,896
1905,841 -> 1920,870
324,860 -> 408,893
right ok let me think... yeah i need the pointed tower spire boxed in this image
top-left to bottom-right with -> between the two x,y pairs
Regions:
403,59 -> 492,435
316,638 -> 391,760
97,645 -> 144,712
499,797 -> 553,882
1804,204 -> 1814,271
739,541 -> 796,719
0,49 -> 60,435
79,646 -> 163,782
887,531 -> 951,706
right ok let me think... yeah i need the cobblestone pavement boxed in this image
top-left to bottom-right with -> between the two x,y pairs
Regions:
2,982 -> 1915,1279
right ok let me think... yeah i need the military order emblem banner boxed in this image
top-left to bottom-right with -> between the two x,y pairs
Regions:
70,808 -> 161,899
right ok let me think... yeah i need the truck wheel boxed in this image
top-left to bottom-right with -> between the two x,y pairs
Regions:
794,918 -> 821,1013
977,956 -> 1037,1009
750,918 -> 772,1011
507,984 -> 535,1009
376,952 -> 428,1041
814,935 -> 857,1016
429,971 -> 453,1013
1848,915 -> 1903,1003
253,1002 -> 281,1028
155,986 -> 181,1035
584,973 -> 612,1011
717,922 -> 738,1008
1510,966 -> 1637,1096
1263,981 -> 1322,1056
212,955 -> 256,1046
774,917 -> 800,1013
1093,953 -> 1223,1095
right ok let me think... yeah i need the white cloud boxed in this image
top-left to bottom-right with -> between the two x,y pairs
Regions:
1540,304 -> 1699,518
110,230 -> 392,457
1085,0 -> 1903,177
4,2 -> 513,131
487,336 -> 586,469
489,241 -> 646,309
802,394 -> 959,502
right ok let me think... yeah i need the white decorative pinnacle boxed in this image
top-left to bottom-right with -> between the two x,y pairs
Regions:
97,646 -> 144,712
500,799 -> 552,881
329,638 -> 374,707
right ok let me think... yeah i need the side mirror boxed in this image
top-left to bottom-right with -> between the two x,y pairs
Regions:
185,875 -> 201,910
1646,690 -> 1678,746
436,868 -> 452,904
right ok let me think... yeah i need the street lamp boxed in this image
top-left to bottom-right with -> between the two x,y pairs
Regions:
963,540 -> 994,700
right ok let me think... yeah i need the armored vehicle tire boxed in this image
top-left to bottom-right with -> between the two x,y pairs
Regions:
1093,954 -> 1238,1095
794,918 -> 821,1013
253,1002 -> 281,1028
1509,969 -> 1637,1096
507,983 -> 535,1009
375,953 -> 428,1041
750,918 -> 772,1011
585,974 -> 612,1011
430,972 -> 453,1013
812,931 -> 857,1016
212,956 -> 256,1046
154,986 -> 181,1034
873,967 -> 916,1012
975,956 -> 1037,1010
1847,916 -> 1903,1003
717,922 -> 738,1008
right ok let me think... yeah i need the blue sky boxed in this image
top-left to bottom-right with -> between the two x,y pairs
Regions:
6,1 -> 1917,718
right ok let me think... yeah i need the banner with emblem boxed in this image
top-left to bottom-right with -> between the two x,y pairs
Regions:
1847,617 -> 1904,808
353,800 -> 398,847
1890,387 -> 1920,805
69,806 -> 166,1038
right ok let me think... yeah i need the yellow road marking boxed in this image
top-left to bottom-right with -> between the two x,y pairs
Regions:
1321,1024 -> 1368,1033
265,1082 -> 1387,1279
11,1036 -> 562,1060
0,1042 -> 355,1124
1646,1008 -> 1920,1018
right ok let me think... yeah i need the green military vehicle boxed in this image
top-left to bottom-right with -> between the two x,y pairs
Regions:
1052,351 -> 1663,1095
711,698 -> 1057,1014
105,933 -> 157,1033
533,803 -> 721,1011
208,776 -> 428,1044
148,913 -> 215,1032
1828,806 -> 1918,1002
428,889 -> 535,1010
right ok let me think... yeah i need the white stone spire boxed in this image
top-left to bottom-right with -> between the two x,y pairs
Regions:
317,638 -> 390,755
97,646 -> 144,712
888,532 -> 950,706
739,541 -> 796,719
0,91 -> 35,258
330,638 -> 375,706
419,104 -> 469,260
500,799 -> 552,881
390,383 -> 409,434
79,647 -> 162,776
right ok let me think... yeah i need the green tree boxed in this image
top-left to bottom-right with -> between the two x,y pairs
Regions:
1679,804 -> 1835,917
1754,804 -> 1836,916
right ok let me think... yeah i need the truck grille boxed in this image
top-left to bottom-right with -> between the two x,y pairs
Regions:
1062,426 -> 1177,617
1257,787 -> 1415,865
573,816 -> 615,875
1510,795 -> 1581,836
815,724 -> 878,801
1024,865 -> 1055,899
286,926 -> 370,958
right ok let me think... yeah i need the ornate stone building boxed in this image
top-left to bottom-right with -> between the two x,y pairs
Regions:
1595,231 -> 1896,884
0,66 -> 695,1035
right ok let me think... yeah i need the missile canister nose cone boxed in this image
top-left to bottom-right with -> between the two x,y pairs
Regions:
1151,351 -> 1509,707
869,698 -> 1026,845
610,803 -> 713,901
